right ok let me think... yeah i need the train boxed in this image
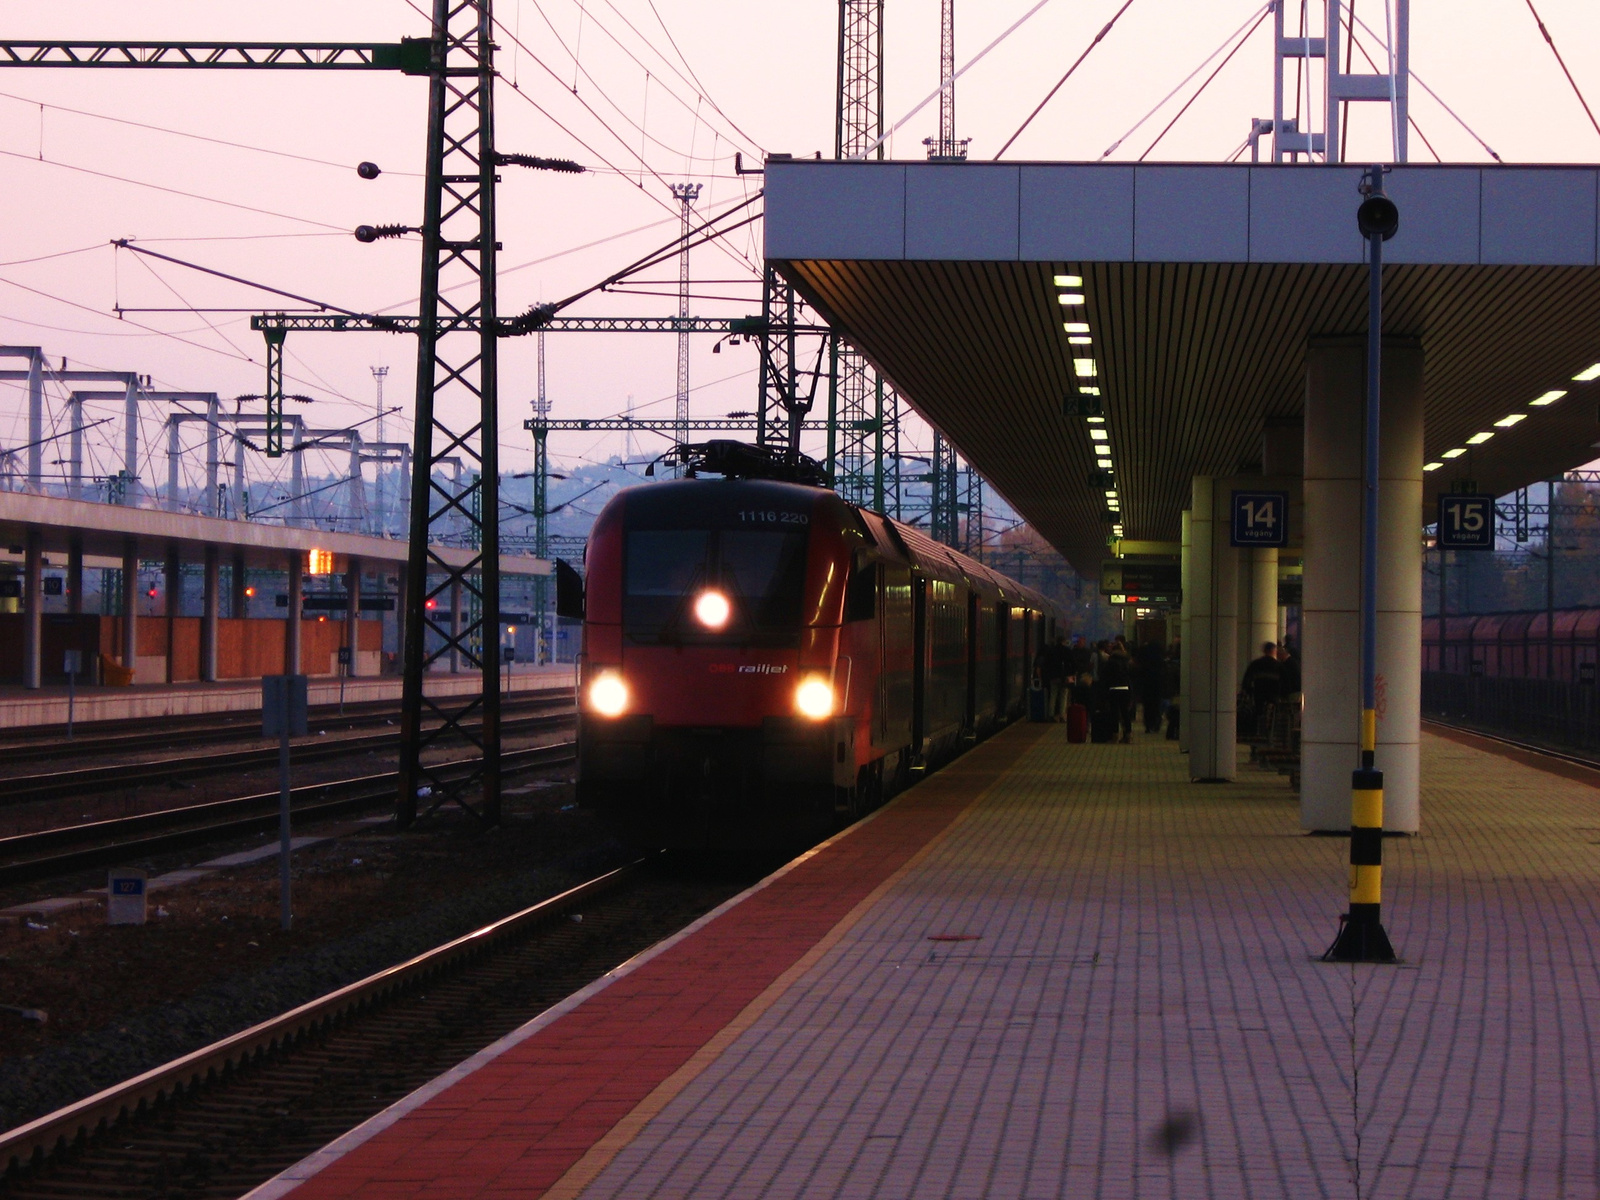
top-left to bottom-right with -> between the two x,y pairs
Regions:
1424,608 -> 1600,684
562,441 -> 1067,850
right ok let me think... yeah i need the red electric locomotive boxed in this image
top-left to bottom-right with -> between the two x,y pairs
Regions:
565,442 -> 1063,850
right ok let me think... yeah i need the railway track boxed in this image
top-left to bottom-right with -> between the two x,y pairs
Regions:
0,691 -> 572,774
0,856 -> 750,1199
0,739 -> 577,888
0,702 -> 573,807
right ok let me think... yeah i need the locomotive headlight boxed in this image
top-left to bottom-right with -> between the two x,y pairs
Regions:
693,589 -> 732,629
587,671 -> 628,717
795,674 -> 834,721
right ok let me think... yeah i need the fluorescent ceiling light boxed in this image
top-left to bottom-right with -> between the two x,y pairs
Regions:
1494,413 -> 1526,428
1530,389 -> 1567,406
1058,294 -> 1086,306
1079,386 -> 1101,395
1086,416 -> 1106,424
1466,431 -> 1493,444
1423,462 -> 1443,472
1063,322 -> 1090,333
1104,490 -> 1118,498
1068,336 -> 1092,345
1089,429 -> 1108,441
1441,448 -> 1466,459
1096,458 -> 1113,468
1574,363 -> 1600,382
1053,274 -> 1083,287
1073,359 -> 1097,377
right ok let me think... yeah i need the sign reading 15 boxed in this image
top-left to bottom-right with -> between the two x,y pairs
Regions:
1437,494 -> 1494,549
1231,491 -> 1289,547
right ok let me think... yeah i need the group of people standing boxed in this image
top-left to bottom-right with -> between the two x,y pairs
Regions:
1035,634 -> 1179,744
1036,632 -> 1298,744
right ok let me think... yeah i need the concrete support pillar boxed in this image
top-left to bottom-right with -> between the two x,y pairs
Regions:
123,377 -> 140,507
1188,478 -> 1238,780
23,528 -> 42,689
66,537 -> 83,615
345,556 -> 362,677
232,553 -> 248,619
287,553 -> 303,676
1235,552 -> 1255,684
1301,337 -> 1423,832
25,349 -> 42,494
166,417 -> 182,512
1249,549 -> 1280,662
449,579 -> 462,673
68,396 -> 84,501
1179,510 -> 1192,754
201,546 -> 219,682
205,396 -> 221,517
121,538 -> 139,672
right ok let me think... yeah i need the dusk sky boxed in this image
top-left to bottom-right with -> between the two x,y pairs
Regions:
2,0 -> 1598,490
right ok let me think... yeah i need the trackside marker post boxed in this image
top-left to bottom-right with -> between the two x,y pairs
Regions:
1324,166 -> 1399,964
263,674 -> 308,931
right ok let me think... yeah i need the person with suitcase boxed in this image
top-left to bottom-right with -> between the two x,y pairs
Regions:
1067,672 -> 1093,743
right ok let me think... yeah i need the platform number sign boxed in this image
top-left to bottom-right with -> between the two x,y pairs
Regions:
1231,491 -> 1288,547
1437,494 -> 1494,549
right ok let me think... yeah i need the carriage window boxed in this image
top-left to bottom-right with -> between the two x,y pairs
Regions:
846,558 -> 877,622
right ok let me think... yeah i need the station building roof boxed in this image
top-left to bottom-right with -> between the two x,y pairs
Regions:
765,160 -> 1600,572
0,491 -> 549,576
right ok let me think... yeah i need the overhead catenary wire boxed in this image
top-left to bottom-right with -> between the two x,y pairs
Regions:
1100,3 -> 1272,159
856,0 -> 1060,160
1138,5 -> 1271,160
1520,0 -> 1600,144
994,0 -> 1138,160
1346,25 -> 1442,162
1346,10 -> 1501,160
0,148 -> 348,232
0,88 -> 424,177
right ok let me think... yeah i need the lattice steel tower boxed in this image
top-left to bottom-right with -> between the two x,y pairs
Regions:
923,0 -> 969,161
830,0 -> 890,513
397,0 -> 503,829
670,183 -> 701,459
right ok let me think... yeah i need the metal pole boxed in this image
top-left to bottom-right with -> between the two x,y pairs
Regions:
1546,481 -> 1555,678
1326,166 -> 1397,963
279,693 -> 292,931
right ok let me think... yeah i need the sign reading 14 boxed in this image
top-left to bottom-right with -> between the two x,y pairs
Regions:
1231,491 -> 1289,547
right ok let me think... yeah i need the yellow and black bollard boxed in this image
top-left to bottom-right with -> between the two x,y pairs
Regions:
1323,709 -> 1395,962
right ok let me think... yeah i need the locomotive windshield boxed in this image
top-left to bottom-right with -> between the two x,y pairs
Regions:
625,529 -> 808,644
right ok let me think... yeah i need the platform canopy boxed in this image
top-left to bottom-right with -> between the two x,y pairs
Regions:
765,161 -> 1600,572
0,491 -> 549,576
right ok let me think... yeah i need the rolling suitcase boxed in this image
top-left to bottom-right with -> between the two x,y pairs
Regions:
1066,703 -> 1089,743
1090,704 -> 1118,744
1028,684 -> 1049,723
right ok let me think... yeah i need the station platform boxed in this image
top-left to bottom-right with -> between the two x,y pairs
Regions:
247,722 -> 1600,1199
0,665 -> 574,729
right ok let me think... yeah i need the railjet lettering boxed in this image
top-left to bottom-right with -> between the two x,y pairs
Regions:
708,663 -> 790,675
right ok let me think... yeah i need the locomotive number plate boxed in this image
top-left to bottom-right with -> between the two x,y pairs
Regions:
736,510 -> 809,525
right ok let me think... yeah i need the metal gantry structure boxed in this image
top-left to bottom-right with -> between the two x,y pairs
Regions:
829,0 -> 892,512
669,183 -> 702,458
922,0 -> 969,161
0,15 -> 508,828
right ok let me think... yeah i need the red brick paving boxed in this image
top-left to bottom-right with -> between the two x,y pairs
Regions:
276,724 -> 1048,1199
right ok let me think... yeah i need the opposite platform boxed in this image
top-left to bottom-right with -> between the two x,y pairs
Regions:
250,723 -> 1600,1199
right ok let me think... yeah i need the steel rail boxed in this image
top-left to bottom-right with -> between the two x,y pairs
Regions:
0,740 -> 576,887
0,685 -> 572,755
0,853 -> 646,1177
0,709 -> 572,804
